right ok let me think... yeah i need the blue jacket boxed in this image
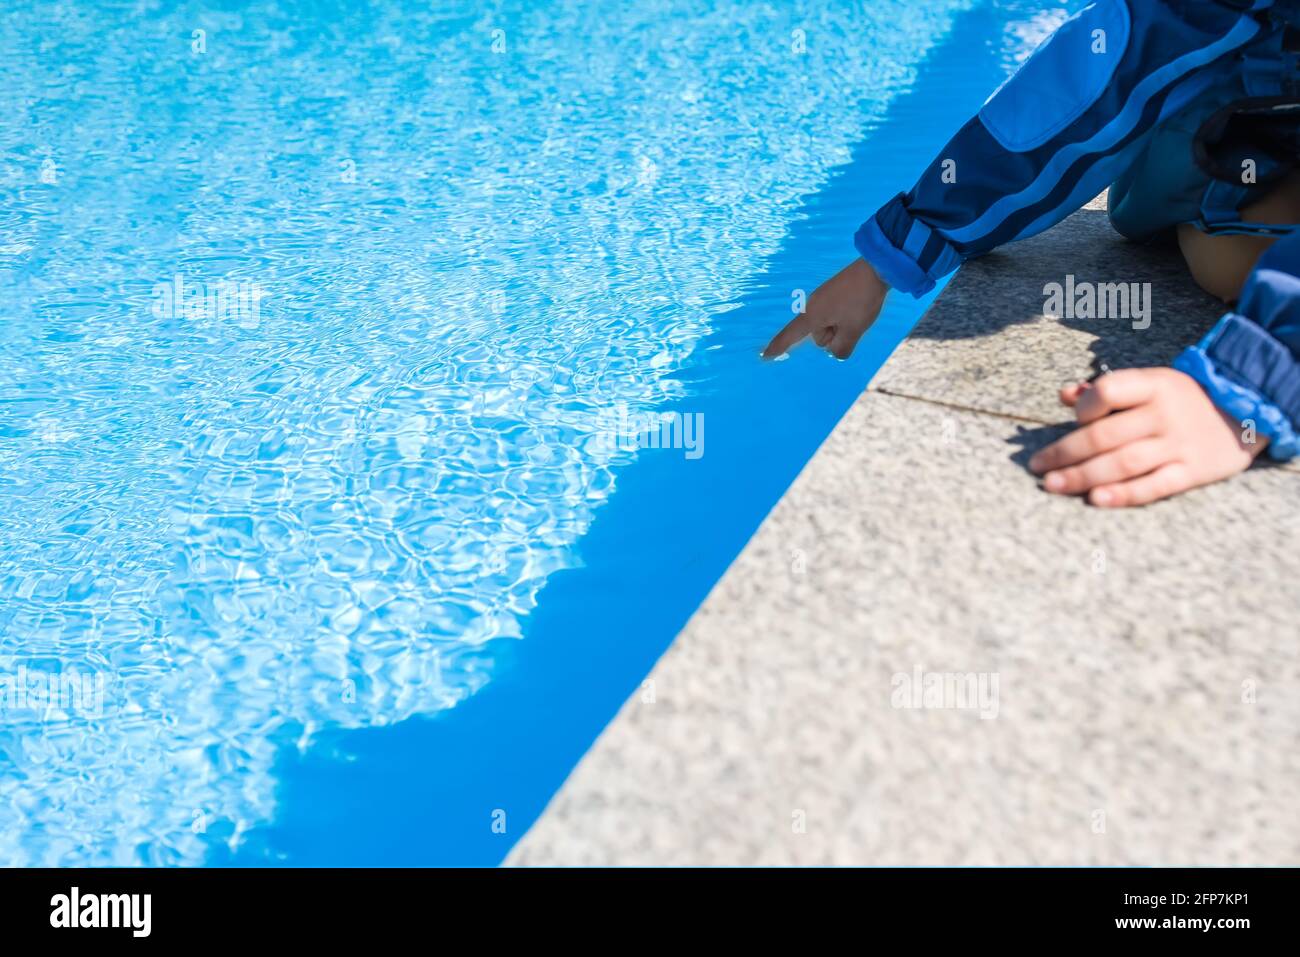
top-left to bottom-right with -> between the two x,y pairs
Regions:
856,0 -> 1300,459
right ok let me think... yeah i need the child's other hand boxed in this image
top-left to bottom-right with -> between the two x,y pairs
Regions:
762,258 -> 888,360
1028,367 -> 1267,507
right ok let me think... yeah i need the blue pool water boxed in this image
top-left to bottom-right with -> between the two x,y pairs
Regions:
0,1 -> 1066,865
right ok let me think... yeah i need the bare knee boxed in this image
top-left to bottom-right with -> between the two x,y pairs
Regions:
1179,170 -> 1300,302
1177,225 -> 1272,303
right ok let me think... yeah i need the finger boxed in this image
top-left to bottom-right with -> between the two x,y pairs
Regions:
763,313 -> 811,358
814,326 -> 835,348
1074,369 -> 1157,424
1041,438 -> 1169,495
1089,462 -> 1192,508
827,323 -> 867,360
1028,407 -> 1158,474
1059,382 -> 1087,408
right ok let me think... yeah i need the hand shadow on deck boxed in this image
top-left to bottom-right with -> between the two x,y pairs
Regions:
903,203 -> 1241,475
908,204 -> 1225,373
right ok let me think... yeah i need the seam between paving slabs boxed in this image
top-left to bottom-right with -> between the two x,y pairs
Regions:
870,385 -> 1300,473
870,385 -> 1056,426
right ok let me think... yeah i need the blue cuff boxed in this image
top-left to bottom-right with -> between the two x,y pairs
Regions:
1172,315 -> 1300,461
853,195 -> 963,298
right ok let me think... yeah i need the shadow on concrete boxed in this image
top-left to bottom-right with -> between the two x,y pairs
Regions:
909,206 -> 1225,377
1004,421 -> 1072,470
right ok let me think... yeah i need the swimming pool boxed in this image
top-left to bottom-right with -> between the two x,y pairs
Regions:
0,0 -> 1064,866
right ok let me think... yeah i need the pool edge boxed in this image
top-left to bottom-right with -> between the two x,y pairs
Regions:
506,198 -> 1300,866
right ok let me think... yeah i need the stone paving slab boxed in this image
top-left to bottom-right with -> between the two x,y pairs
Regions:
508,202 -> 1300,867
873,200 -> 1227,421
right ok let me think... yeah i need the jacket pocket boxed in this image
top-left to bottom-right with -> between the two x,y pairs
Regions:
978,0 -> 1130,153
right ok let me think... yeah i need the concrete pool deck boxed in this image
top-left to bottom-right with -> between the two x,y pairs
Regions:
508,198 -> 1300,866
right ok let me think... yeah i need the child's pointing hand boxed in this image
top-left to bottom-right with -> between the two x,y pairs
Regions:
1029,367 -> 1266,507
763,259 -> 889,360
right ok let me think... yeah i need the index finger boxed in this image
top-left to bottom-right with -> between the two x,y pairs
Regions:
762,313 -> 811,359
1075,369 -> 1156,423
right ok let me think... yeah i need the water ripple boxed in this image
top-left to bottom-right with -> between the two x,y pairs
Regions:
0,0 -> 973,864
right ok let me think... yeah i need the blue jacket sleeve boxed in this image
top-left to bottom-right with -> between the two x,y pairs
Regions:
1173,231 -> 1300,460
855,0 -> 1266,296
